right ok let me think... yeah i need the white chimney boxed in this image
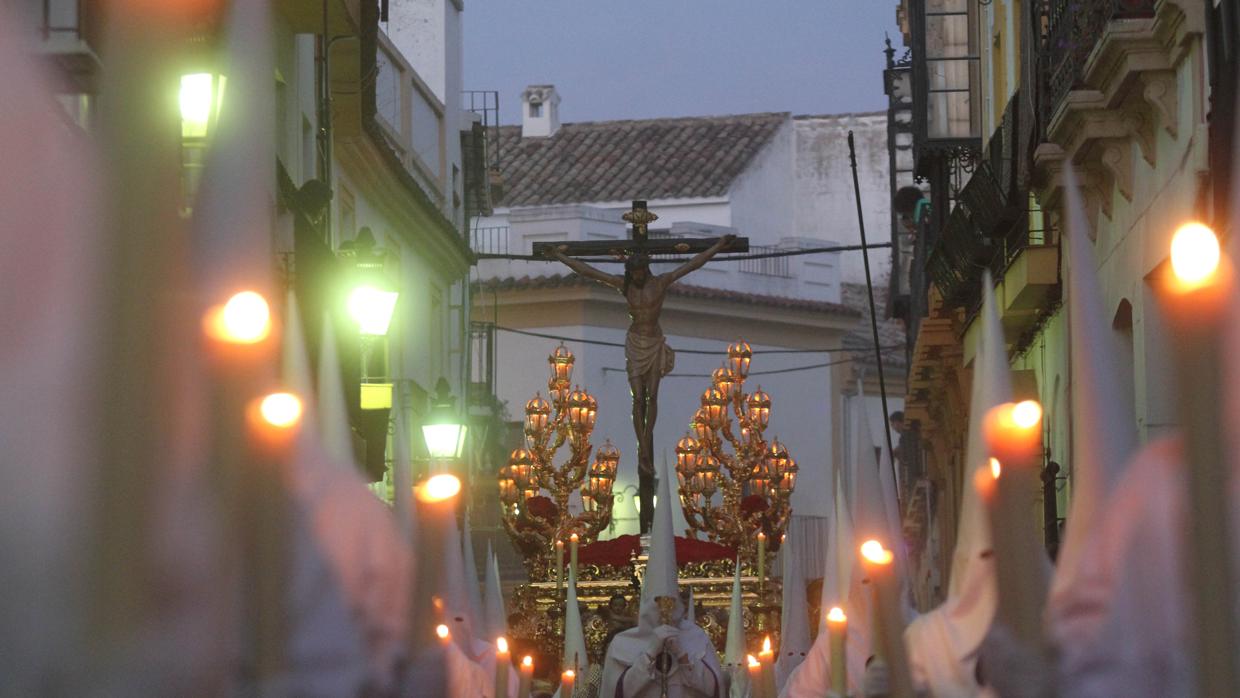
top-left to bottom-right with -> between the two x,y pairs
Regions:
521,84 -> 561,138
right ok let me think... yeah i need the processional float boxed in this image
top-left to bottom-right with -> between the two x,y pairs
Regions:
497,341 -> 799,677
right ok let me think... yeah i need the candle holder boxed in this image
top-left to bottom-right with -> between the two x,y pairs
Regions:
675,342 -> 798,569
498,344 -> 620,579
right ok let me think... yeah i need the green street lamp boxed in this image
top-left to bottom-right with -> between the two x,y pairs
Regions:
342,227 -> 399,337
179,71 -> 226,140
422,377 -> 467,460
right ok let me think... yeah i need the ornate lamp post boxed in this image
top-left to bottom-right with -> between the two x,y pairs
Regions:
498,344 -> 620,578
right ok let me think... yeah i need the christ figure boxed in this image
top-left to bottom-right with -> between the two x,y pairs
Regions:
547,234 -> 735,532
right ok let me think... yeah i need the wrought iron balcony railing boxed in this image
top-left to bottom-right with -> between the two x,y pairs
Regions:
1042,0 -> 1157,123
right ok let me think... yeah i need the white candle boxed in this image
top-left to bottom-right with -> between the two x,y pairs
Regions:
495,637 -> 510,698
859,540 -> 914,697
517,655 -> 533,698
826,607 -> 847,695
560,669 -> 575,698
555,539 -> 564,595
569,533 -> 580,580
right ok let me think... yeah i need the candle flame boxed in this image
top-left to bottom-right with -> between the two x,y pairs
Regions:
989,457 -> 1001,479
570,532 -> 579,542
205,290 -> 271,344
497,637 -> 508,653
757,531 -> 766,541
258,392 -> 302,428
435,624 -> 449,640
827,606 -> 847,624
748,654 -> 761,668
556,539 -> 564,549
860,539 -> 894,565
1170,221 -> 1221,289
1012,400 -> 1042,429
563,669 -> 575,679
522,655 -> 533,668
416,473 -> 461,502
762,635 -> 772,652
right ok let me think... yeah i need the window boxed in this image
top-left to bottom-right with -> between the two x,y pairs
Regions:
529,101 -> 543,118
913,0 -> 982,144
376,46 -> 402,131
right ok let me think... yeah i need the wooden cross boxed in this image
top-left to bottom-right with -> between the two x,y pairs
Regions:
531,200 -> 749,258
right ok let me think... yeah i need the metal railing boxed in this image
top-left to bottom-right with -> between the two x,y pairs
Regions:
737,245 -> 791,278
470,225 -> 509,256
1042,0 -> 1157,123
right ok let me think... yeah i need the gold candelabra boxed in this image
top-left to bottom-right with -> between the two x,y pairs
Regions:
498,344 -> 619,577
675,341 -> 798,561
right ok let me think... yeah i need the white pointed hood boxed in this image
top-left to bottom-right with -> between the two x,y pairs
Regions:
316,317 -> 354,468
563,569 -> 589,673
640,458 -> 681,616
484,543 -> 508,641
777,529 -> 811,690
903,273 -> 1008,696
462,513 -> 485,632
724,559 -> 749,697
1048,165 -> 1139,608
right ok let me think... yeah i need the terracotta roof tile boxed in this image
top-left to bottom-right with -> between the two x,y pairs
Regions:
476,273 -> 859,317
495,113 -> 789,207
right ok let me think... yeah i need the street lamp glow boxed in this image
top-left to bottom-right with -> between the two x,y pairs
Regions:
422,378 -> 467,459
347,285 -> 399,336
415,473 -> 461,503
1170,221 -> 1221,290
205,290 -> 271,344
258,392 -> 302,428
180,72 -> 225,139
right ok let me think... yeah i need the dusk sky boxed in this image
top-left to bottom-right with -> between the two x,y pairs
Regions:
463,1 -> 902,125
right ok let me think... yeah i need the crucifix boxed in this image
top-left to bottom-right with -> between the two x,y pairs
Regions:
538,201 -> 748,533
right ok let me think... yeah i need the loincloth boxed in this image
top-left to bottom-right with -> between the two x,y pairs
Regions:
625,331 -> 675,382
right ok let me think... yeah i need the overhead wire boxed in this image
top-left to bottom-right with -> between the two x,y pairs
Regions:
494,324 -> 904,357
474,241 -> 892,264
599,350 -> 904,379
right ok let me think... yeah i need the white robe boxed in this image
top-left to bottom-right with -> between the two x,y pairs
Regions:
601,600 -> 724,698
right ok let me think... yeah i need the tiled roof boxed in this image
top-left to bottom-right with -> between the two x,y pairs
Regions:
495,113 -> 789,207
842,283 -> 909,373
477,273 -> 859,317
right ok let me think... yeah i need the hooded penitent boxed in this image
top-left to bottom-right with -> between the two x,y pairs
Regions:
776,528 -> 811,691
780,465 -> 855,698
563,568 -> 590,678
600,461 -> 724,697
1045,165 -> 1140,651
723,560 -> 748,698
485,543 -> 508,642
902,274 -> 1009,697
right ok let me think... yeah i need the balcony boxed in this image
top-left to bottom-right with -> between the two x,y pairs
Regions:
275,0 -> 360,35
32,0 -> 103,93
1041,0 -> 1158,125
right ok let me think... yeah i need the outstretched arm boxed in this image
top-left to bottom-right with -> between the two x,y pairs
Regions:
546,248 -> 623,290
662,234 -> 736,285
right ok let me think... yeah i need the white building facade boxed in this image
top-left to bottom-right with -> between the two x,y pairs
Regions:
472,86 -> 903,545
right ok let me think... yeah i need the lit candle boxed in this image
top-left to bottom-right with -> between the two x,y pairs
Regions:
495,637 -> 510,698
560,669 -> 576,698
435,623 -> 451,647
826,607 -> 847,695
758,635 -> 777,698
555,539 -> 565,596
410,475 -> 461,656
747,655 -> 766,698
757,531 -> 767,583
517,655 -> 534,698
1159,221 -> 1239,696
859,540 -> 914,697
981,401 -> 1048,648
570,533 -> 580,580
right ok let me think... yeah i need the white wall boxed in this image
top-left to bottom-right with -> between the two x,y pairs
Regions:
793,113 -> 891,284
728,120 -> 796,246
